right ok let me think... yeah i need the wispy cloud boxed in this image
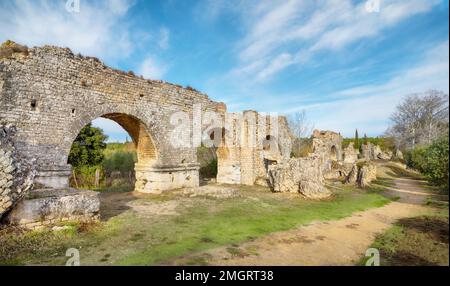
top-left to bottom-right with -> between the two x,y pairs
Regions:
0,0 -> 141,61
158,27 -> 170,50
138,56 -> 169,80
284,40 -> 449,136
230,0 -> 441,82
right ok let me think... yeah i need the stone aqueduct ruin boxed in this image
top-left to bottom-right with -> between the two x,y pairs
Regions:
0,42 -> 292,191
1,42 -> 387,228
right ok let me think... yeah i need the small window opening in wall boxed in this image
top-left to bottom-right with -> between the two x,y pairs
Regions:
30,99 -> 37,110
71,108 -> 76,115
139,93 -> 144,98
181,159 -> 186,164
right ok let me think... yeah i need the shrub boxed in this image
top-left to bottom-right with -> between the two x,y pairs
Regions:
404,133 -> 449,192
199,158 -> 217,178
70,165 -> 104,188
102,151 -> 136,176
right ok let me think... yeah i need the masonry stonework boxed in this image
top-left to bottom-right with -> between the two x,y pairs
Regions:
216,111 -> 292,186
0,42 -> 223,195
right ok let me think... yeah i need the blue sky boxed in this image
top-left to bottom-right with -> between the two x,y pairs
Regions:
1,0 -> 448,141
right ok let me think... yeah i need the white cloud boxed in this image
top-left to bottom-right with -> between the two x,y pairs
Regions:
158,27 -> 170,50
230,0 -> 441,82
284,40 -> 449,136
138,56 -> 168,80
0,0 -> 137,61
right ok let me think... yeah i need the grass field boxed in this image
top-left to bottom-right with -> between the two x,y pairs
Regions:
0,184 -> 390,266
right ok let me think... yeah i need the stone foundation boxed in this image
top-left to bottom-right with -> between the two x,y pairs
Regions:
5,188 -> 100,229
135,163 -> 199,193
34,164 -> 72,189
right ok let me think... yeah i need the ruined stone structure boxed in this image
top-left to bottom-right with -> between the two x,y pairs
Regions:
0,42 -> 225,195
216,111 -> 292,186
310,130 -> 344,179
2,41 -> 394,227
0,42 -> 298,224
342,142 -> 359,164
312,130 -> 343,164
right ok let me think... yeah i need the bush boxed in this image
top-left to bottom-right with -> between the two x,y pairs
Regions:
102,151 -> 136,176
70,165 -> 104,189
199,158 -> 217,178
404,133 -> 449,192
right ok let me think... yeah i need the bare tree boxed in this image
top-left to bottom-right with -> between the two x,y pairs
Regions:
287,110 -> 314,139
387,90 -> 449,149
287,110 -> 315,157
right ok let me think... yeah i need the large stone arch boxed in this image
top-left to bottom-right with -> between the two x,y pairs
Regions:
64,108 -> 159,164
0,42 -> 225,194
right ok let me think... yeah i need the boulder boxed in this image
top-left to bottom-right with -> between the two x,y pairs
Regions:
357,162 -> 377,188
6,188 -> 100,229
377,151 -> 392,160
344,164 -> 358,184
392,149 -> 404,160
268,156 -> 331,199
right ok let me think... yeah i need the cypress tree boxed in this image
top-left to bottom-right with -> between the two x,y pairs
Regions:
355,129 -> 360,149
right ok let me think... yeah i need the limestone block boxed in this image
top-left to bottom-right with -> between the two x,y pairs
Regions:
357,162 -> 377,188
6,188 -> 100,228
268,156 -> 331,199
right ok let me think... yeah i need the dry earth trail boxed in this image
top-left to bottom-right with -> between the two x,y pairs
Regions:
169,173 -> 437,266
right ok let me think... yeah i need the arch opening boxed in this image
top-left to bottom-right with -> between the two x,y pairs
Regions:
330,145 -> 338,161
67,113 -> 157,191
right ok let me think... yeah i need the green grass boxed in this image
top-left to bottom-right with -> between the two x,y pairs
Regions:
114,187 -> 389,265
0,184 -> 390,266
360,214 -> 449,266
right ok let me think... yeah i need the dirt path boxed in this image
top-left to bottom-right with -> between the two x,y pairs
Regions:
169,177 -> 435,266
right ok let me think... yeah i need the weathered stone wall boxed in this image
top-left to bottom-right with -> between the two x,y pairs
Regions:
216,111 -> 292,186
311,130 -> 343,176
0,123 -> 36,218
343,142 -> 359,164
0,42 -> 224,193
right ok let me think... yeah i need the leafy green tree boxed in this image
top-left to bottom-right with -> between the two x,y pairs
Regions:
68,123 -> 108,167
363,133 -> 368,145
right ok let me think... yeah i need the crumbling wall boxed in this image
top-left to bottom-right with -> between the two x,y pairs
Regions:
344,161 -> 377,188
216,111 -> 292,186
268,156 -> 331,199
0,124 -> 36,219
343,142 -> 359,164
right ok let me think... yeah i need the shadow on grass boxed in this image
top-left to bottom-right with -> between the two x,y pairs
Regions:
370,216 -> 449,266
